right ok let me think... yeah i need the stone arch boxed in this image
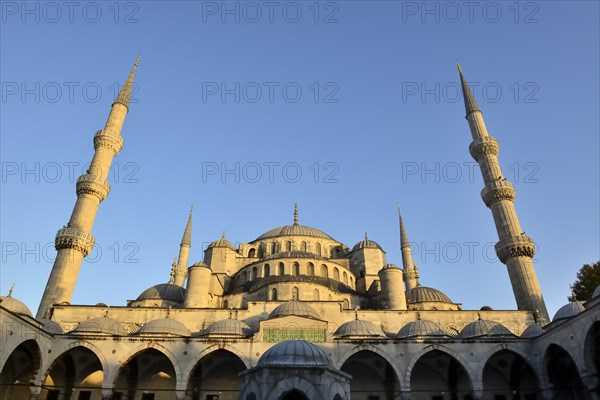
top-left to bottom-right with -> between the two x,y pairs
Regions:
183,344 -> 251,377
342,271 -> 348,284
544,343 -> 587,399
407,347 -> 474,400
584,321 -> 600,380
313,289 -> 320,300
315,242 -> 321,256
279,262 -> 285,276
248,248 -> 256,258
481,348 -> 540,399
272,288 -> 278,301
321,264 -> 329,278
41,340 -> 109,385
301,241 -> 307,252
333,267 -> 340,281
280,388 -> 308,400
266,376 -> 320,400
264,263 -> 271,277
475,344 -> 540,385
186,348 -> 247,400
307,262 -> 315,276
339,348 -> 402,399
251,266 -> 258,280
293,262 -> 300,276
0,339 -> 42,400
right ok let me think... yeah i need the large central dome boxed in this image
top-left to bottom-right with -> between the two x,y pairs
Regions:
254,224 -> 333,241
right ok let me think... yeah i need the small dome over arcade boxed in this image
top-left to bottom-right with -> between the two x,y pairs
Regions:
208,231 -> 236,251
71,317 -> 127,336
593,285 -> 600,298
138,318 -> 191,337
202,318 -> 253,338
459,319 -> 513,338
352,233 -> 383,251
258,340 -> 333,367
334,318 -> 386,339
269,300 -> 320,320
0,295 -> 33,317
39,318 -> 64,334
521,322 -> 545,338
136,283 -> 186,303
397,319 -> 450,339
552,300 -> 585,321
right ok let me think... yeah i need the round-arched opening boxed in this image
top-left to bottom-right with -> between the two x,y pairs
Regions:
410,350 -> 473,400
482,350 -> 540,399
545,344 -> 586,399
187,349 -> 246,400
42,346 -> 103,400
279,389 -> 309,400
584,321 -> 600,378
340,350 -> 400,399
0,340 -> 41,400
114,348 -> 176,398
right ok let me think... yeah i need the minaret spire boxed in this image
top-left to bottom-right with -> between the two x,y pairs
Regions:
37,57 -> 139,319
458,65 -> 549,321
398,205 -> 418,290
174,204 -> 194,287
293,203 -> 299,225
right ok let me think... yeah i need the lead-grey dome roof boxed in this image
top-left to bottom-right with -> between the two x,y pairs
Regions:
258,340 -> 333,367
71,317 -> 127,336
136,284 -> 186,303
255,224 -> 334,241
334,319 -> 386,338
552,300 -> 585,321
352,234 -> 383,251
138,318 -> 191,337
521,322 -> 545,338
203,318 -> 253,337
208,234 -> 236,251
459,319 -> 513,338
406,285 -> 453,304
38,318 -> 64,334
269,300 -> 320,320
397,319 -> 450,339
0,296 -> 33,317
593,285 -> 600,298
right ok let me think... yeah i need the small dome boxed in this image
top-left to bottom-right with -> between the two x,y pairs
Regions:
208,233 -> 236,251
258,340 -> 333,367
459,319 -> 513,338
406,285 -> 453,304
334,319 -> 386,338
552,300 -> 585,321
190,261 -> 210,268
71,317 -> 127,336
352,233 -> 383,251
397,319 -> 449,339
381,263 -> 399,270
592,285 -> 600,298
138,318 -> 191,337
39,318 -> 64,334
0,296 -> 33,317
269,301 -> 320,320
480,306 -> 494,311
203,318 -> 253,337
521,322 -> 545,338
255,225 -> 333,241
136,284 -> 186,303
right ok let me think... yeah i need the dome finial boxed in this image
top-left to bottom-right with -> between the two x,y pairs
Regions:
570,287 -> 577,301
229,309 -> 233,319
104,307 -> 110,317
364,232 -> 369,241
166,306 -> 172,318
293,203 -> 299,225
456,59 -> 462,73
416,311 -> 421,320
221,230 -> 226,240
7,283 -> 14,297
169,258 -> 177,284
354,306 -> 359,320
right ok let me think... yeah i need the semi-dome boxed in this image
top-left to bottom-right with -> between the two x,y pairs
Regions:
334,319 -> 386,338
552,300 -> 585,321
269,300 -> 320,320
208,232 -> 236,251
459,319 -> 513,338
352,233 -> 383,251
255,224 -> 333,241
138,318 -> 191,337
202,318 -> 253,337
521,322 -> 545,338
136,284 -> 186,303
258,340 -> 333,367
397,319 -> 449,338
0,296 -> 33,317
38,318 -> 64,334
406,285 -> 453,304
71,317 -> 127,336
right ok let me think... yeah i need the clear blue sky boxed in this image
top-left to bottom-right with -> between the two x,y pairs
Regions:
1,1 -> 598,318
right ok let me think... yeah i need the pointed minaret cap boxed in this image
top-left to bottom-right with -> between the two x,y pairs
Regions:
181,204 -> 193,247
293,203 -> 299,225
114,55 -> 140,110
398,204 -> 410,250
456,60 -> 480,118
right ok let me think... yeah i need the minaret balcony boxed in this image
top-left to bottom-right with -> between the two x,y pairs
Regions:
469,136 -> 499,161
55,227 -> 95,256
93,128 -> 124,154
495,234 -> 535,263
76,174 -> 111,202
481,180 -> 515,208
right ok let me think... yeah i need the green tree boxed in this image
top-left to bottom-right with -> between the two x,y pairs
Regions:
569,261 -> 600,301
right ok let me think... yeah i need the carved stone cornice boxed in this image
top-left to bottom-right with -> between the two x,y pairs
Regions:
495,235 -> 535,263
93,129 -> 123,155
76,174 -> 110,202
55,227 -> 95,256
481,180 -> 515,208
469,136 -> 499,161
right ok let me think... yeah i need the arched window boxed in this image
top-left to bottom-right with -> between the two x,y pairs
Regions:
258,243 -> 265,258
264,264 -> 270,277
313,289 -> 320,300
315,242 -> 321,256
248,248 -> 256,258
278,262 -> 285,276
333,267 -> 340,281
292,287 -> 299,300
328,294 -> 333,301
349,276 -> 354,287
343,271 -> 348,284
307,262 -> 315,276
251,267 -> 258,281
343,299 -> 350,309
321,264 -> 328,278
271,288 -> 278,301
293,262 -> 300,276
286,241 -> 292,251
301,241 -> 307,252
223,300 -> 229,309
271,242 -> 277,254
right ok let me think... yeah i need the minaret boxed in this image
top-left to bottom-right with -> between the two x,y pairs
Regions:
398,205 -> 418,290
458,63 -> 549,321
174,205 -> 193,286
36,57 -> 139,319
